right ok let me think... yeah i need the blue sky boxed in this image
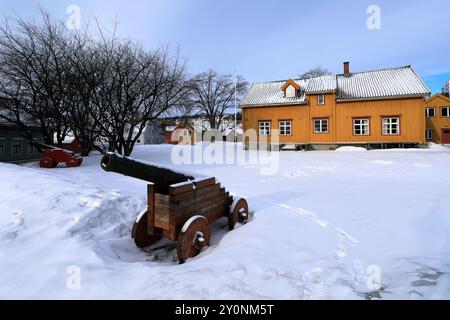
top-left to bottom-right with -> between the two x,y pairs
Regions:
1,0 -> 450,93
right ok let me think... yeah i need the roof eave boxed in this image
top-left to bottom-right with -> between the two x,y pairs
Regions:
241,102 -> 307,108
306,90 -> 336,94
336,93 -> 430,103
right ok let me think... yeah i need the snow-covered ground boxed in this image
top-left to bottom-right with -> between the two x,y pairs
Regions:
1,143 -> 450,299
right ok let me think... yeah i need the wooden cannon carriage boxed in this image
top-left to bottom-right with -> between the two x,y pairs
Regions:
101,153 -> 249,263
32,142 -> 83,168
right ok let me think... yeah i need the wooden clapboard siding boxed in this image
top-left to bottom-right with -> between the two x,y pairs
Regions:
243,104 -> 309,143
425,94 -> 450,143
309,93 -> 335,143
335,97 -> 426,143
242,95 -> 426,144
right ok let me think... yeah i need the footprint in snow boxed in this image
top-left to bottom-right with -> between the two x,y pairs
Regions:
279,204 -> 329,229
335,228 -> 358,259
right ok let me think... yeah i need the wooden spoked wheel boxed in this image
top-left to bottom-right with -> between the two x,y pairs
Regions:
132,209 -> 161,248
66,158 -> 80,168
177,215 -> 211,263
39,157 -> 57,168
228,197 -> 249,230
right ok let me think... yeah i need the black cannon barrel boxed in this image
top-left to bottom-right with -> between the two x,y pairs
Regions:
100,152 -> 194,191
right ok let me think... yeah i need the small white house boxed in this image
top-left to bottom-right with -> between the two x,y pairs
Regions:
223,128 -> 243,142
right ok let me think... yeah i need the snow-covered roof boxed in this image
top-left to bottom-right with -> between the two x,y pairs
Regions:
241,79 -> 309,106
336,66 -> 430,101
223,128 -> 243,136
241,66 -> 430,107
305,75 -> 337,93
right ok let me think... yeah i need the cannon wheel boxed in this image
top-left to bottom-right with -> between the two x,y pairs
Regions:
177,215 -> 211,263
228,197 -> 249,230
39,157 -> 57,168
132,209 -> 161,248
66,157 -> 81,168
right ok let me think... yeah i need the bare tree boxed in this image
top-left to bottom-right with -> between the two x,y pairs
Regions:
63,29 -> 109,156
94,42 -> 189,156
188,70 -> 248,130
299,66 -> 332,79
0,10 -> 71,144
0,9 -> 189,157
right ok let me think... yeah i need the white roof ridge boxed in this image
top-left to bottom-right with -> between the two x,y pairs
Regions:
252,75 -> 333,86
251,65 -> 414,86
336,65 -> 412,76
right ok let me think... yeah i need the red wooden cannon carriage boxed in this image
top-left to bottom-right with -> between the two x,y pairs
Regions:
101,153 -> 249,263
30,140 -> 83,168
39,147 -> 83,168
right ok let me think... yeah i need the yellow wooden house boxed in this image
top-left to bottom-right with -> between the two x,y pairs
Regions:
241,62 -> 431,150
425,94 -> 450,144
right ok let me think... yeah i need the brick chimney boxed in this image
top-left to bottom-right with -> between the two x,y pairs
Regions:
343,61 -> 350,76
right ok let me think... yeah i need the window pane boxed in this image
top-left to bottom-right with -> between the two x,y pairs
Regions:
28,143 -> 35,154
354,119 -> 369,135
286,85 -> 295,98
322,120 -> 328,132
279,121 -> 291,135
362,123 -> 368,135
443,108 -> 449,117
259,122 -> 270,135
382,118 -> 399,134
318,94 -> 324,105
12,140 -> 22,155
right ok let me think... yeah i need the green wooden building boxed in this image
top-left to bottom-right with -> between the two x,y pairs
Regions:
0,123 -> 43,164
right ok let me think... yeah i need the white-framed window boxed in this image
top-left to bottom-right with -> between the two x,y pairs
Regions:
0,138 -> 4,156
279,120 -> 292,136
353,118 -> 370,135
426,107 -> 435,117
11,138 -> 22,155
317,94 -> 325,105
426,129 -> 434,141
382,117 -> 400,135
314,119 -> 328,133
441,107 -> 450,117
258,121 -> 271,136
285,85 -> 296,98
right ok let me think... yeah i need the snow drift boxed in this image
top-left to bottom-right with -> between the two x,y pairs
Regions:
1,143 -> 450,299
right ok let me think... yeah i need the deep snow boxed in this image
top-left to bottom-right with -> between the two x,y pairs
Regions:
1,143 -> 450,299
